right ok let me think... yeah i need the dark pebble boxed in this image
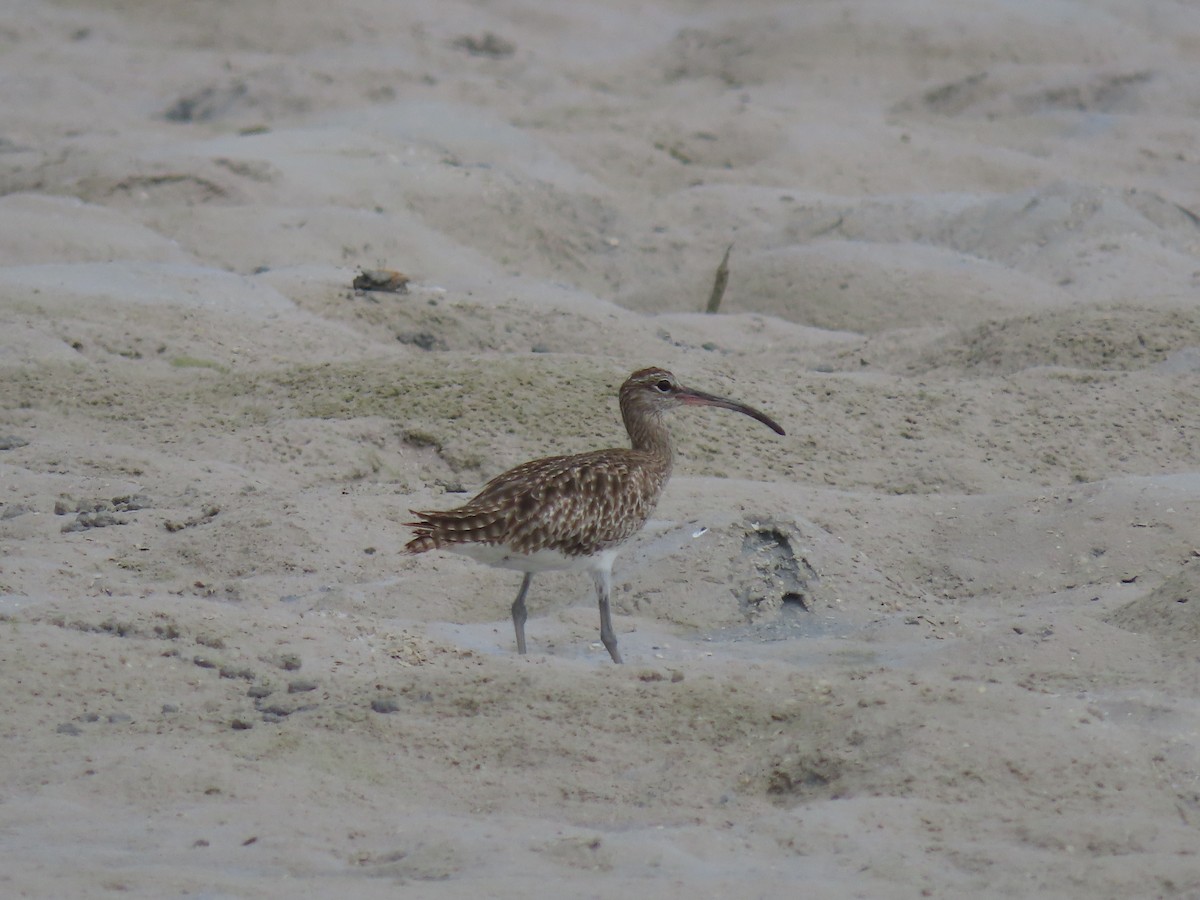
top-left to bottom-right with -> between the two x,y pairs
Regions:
371,697 -> 401,714
219,665 -> 255,681
247,684 -> 273,699
193,656 -> 217,669
56,723 -> 83,736
231,719 -> 253,731
287,679 -> 318,694
276,653 -> 302,671
162,703 -> 179,714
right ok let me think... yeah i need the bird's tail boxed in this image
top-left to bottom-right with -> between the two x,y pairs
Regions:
404,511 -> 439,554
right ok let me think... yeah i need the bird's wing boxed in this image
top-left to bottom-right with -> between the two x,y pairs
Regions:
407,450 -> 663,556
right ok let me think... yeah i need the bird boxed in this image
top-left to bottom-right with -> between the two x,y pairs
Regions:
404,366 -> 785,663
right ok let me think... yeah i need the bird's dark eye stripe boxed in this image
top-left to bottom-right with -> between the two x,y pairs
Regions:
655,380 -> 672,392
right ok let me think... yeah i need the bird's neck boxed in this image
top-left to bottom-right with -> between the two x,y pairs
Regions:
622,400 -> 674,464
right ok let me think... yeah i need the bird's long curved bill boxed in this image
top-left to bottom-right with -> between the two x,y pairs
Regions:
678,388 -> 785,436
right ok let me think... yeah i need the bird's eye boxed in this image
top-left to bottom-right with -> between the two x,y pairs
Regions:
654,379 -> 672,393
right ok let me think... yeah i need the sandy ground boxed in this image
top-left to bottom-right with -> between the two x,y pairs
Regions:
2,0 -> 1200,896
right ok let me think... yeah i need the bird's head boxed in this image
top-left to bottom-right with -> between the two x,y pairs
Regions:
620,367 -> 785,436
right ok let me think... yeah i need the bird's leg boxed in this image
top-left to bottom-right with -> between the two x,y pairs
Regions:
593,567 -> 623,664
511,572 -> 533,655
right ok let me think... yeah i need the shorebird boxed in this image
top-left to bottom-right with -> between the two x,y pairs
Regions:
404,367 -> 785,663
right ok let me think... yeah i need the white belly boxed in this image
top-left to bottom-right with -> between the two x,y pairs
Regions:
447,543 -> 620,576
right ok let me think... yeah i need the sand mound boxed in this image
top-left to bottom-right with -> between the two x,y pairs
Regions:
1107,561 -> 1200,650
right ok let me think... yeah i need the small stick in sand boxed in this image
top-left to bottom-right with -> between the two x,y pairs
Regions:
704,244 -> 733,314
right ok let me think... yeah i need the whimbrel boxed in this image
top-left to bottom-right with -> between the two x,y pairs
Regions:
404,367 -> 785,663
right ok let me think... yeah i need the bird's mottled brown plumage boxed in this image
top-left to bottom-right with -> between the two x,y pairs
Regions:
405,366 -> 784,663
404,448 -> 667,558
